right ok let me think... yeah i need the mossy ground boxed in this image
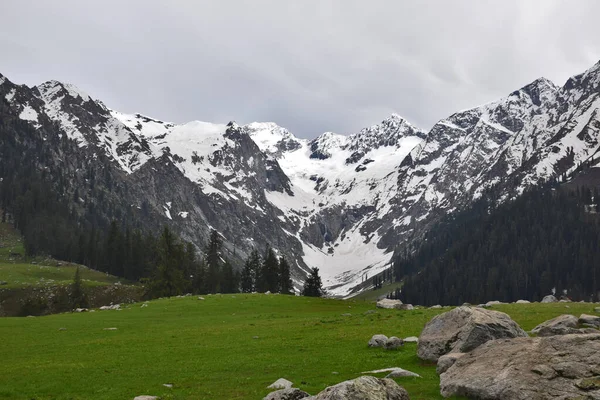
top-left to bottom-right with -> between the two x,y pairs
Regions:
0,293 -> 597,400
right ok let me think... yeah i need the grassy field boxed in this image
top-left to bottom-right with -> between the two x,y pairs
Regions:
0,223 -> 119,289
0,294 -> 597,400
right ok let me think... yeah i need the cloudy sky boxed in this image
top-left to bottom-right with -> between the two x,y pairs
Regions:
2,1 -> 600,138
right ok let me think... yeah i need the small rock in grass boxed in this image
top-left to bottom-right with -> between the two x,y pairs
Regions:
384,336 -> 404,350
368,334 -> 388,348
163,383 -> 173,388
332,371 -> 339,375
516,300 -> 530,304
74,308 -> 88,312
253,336 -> 260,339
133,396 -> 158,400
141,303 -> 148,308
103,327 -> 118,331
385,368 -> 421,378
341,313 -> 352,317
403,336 -> 418,343
541,295 -> 558,303
429,305 -> 442,309
363,310 -> 377,315
263,388 -> 310,400
58,327 -> 67,331
267,378 -> 293,390
198,296 -> 205,300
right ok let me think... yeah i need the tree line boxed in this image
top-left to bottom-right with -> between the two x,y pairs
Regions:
392,182 -> 600,305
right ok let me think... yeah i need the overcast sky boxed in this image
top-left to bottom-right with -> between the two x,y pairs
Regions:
2,1 -> 600,138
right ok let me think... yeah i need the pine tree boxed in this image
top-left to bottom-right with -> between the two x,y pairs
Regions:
205,229 -> 223,293
259,245 -> 280,293
220,259 -> 238,293
147,226 -> 186,298
302,267 -> 324,297
278,256 -> 293,294
70,266 -> 88,308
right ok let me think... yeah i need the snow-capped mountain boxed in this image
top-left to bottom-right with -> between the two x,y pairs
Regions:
1,59 -> 600,296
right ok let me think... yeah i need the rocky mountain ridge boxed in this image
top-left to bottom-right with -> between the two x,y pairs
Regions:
1,59 -> 600,296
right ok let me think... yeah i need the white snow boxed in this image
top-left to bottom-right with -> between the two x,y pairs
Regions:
178,211 -> 189,219
19,105 -> 39,124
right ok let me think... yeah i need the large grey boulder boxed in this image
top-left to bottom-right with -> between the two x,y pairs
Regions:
264,388 -> 310,400
531,314 -> 579,336
417,306 -> 527,362
305,376 -> 409,400
376,299 -> 403,309
440,334 -> 600,400
541,295 -> 558,303
368,334 -> 388,348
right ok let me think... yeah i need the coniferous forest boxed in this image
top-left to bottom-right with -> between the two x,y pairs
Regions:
395,182 -> 600,306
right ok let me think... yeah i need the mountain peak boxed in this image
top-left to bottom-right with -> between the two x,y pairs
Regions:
36,80 -> 92,103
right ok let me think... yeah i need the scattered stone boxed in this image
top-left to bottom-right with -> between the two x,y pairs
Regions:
515,300 -> 531,304
541,295 -> 558,303
440,333 -> 600,400
403,336 -> 418,343
133,396 -> 158,400
141,303 -> 148,308
436,353 -> 466,375
198,296 -> 205,300
594,307 -> 600,313
376,299 -> 403,309
579,314 -> 600,327
396,304 -> 414,311
384,336 -> 404,350
265,291 -> 272,295
0,281 -> 7,285
163,384 -> 173,388
99,304 -> 121,310
363,310 -> 377,315
305,376 -> 409,400
74,308 -> 88,312
368,334 -> 388,348
264,388 -> 310,400
58,327 -> 67,331
429,305 -> 442,309
89,310 -> 96,313
267,378 -> 293,390
253,336 -> 260,339
385,368 -> 421,379
559,299 -> 572,303
341,313 -> 352,317
331,372 -> 339,375
531,314 -> 579,336
417,306 -> 527,362
484,300 -> 503,307
103,327 -> 118,331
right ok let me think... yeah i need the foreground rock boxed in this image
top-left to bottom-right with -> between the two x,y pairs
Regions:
267,378 -> 293,390
580,314 -> 600,328
376,299 -> 403,309
368,334 -> 388,348
306,376 -> 409,400
362,367 -> 420,378
264,388 -> 310,400
417,306 -> 527,362
440,334 -> 600,399
436,353 -> 465,375
531,314 -> 582,336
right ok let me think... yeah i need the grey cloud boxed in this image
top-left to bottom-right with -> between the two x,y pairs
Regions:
1,0 -> 600,137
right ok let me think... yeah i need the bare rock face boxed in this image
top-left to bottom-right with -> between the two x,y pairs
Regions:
264,388 -> 310,400
305,376 -> 410,400
531,314 -> 580,336
376,299 -> 403,309
417,306 -> 528,362
440,334 -> 600,400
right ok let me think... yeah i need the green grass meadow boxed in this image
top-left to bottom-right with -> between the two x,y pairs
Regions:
0,294 -> 597,400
